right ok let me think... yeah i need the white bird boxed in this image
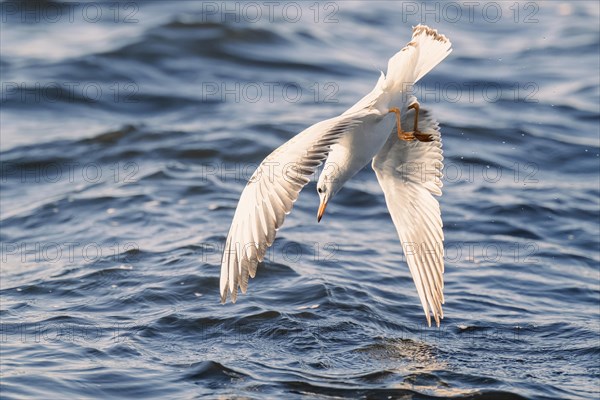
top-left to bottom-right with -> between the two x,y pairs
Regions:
219,25 -> 452,327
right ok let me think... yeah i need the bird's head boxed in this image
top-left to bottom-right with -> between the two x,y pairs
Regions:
316,172 -> 342,223
316,183 -> 329,223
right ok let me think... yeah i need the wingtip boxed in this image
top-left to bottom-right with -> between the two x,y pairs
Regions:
424,310 -> 444,328
412,24 -> 451,45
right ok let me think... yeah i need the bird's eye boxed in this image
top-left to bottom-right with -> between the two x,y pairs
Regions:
317,188 -> 323,193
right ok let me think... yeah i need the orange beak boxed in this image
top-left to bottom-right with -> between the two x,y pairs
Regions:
317,200 -> 328,223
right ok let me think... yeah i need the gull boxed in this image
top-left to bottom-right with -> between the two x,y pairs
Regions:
219,25 -> 452,327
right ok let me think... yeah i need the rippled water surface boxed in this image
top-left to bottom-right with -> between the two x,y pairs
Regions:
1,1 -> 599,399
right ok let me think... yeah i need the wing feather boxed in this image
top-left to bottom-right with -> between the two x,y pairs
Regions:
372,107 -> 445,327
220,113 -> 368,303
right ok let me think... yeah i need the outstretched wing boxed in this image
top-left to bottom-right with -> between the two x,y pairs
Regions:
372,107 -> 445,327
220,112 -> 369,303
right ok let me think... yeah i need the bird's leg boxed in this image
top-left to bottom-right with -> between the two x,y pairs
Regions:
407,101 -> 433,142
388,107 -> 415,141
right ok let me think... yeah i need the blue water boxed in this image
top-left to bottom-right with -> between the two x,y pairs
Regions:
1,1 -> 599,399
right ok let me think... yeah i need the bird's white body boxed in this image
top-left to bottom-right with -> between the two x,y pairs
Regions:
320,112 -> 395,192
218,25 -> 452,327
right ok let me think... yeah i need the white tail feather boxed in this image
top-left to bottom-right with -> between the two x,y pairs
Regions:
383,25 -> 452,92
